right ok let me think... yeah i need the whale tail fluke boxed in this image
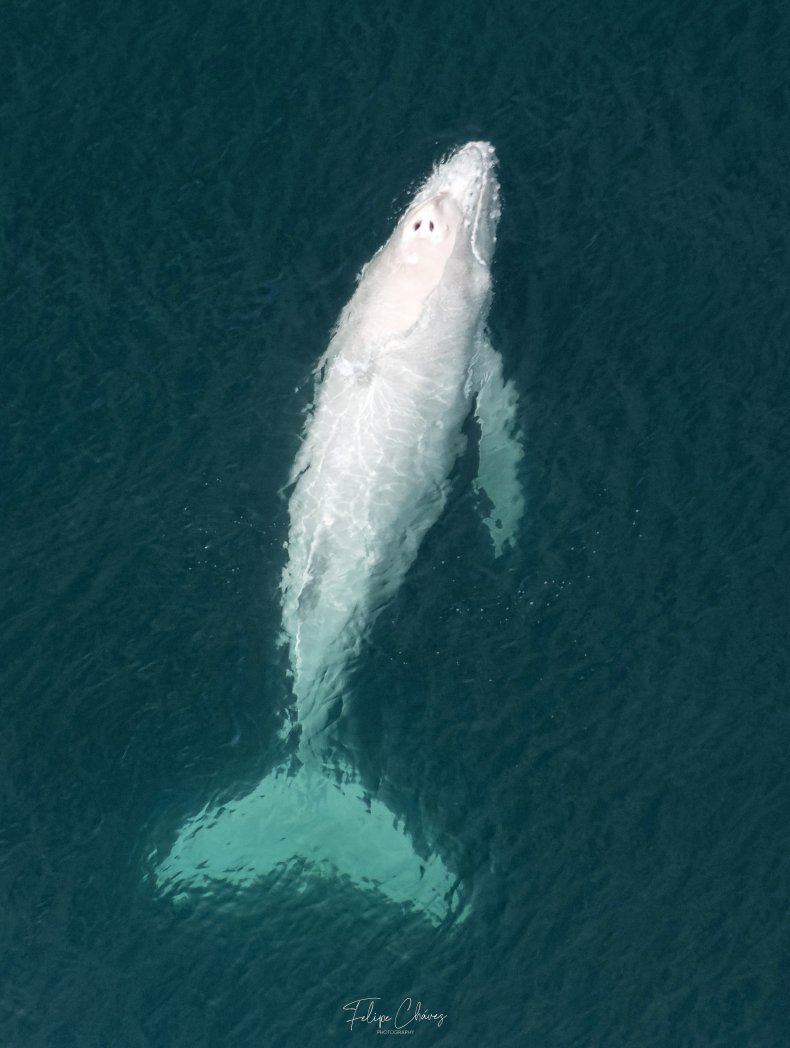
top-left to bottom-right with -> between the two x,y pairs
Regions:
151,759 -> 466,926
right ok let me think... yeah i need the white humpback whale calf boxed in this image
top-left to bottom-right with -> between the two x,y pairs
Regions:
152,142 -> 524,923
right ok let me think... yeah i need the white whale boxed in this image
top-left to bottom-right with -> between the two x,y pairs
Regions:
152,142 -> 523,924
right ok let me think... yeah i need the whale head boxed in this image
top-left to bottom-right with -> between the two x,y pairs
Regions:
406,140 -> 501,268
356,142 -> 499,335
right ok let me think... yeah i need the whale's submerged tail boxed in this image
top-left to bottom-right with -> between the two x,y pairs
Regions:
151,759 -> 466,925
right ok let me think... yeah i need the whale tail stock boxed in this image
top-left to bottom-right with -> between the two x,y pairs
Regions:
151,589 -> 465,924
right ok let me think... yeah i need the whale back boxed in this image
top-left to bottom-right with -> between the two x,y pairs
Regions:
282,143 -> 503,755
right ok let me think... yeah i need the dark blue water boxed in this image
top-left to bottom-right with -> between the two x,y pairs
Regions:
2,0 -> 788,1044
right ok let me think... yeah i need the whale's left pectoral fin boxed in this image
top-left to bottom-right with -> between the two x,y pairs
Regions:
472,340 -> 525,557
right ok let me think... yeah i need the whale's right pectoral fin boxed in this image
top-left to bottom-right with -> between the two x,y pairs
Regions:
472,339 -> 525,556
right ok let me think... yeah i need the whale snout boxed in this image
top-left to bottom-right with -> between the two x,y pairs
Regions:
443,141 -> 497,187
431,141 -> 500,266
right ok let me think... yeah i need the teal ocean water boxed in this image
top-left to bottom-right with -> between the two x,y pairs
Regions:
2,1 -> 788,1045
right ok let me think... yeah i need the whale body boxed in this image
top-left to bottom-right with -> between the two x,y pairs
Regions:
282,140 -> 523,754
151,142 -> 523,924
